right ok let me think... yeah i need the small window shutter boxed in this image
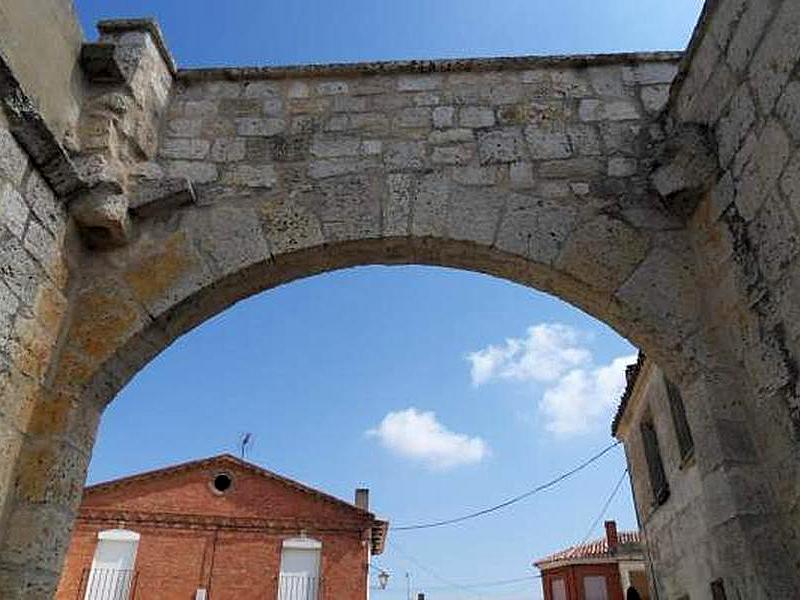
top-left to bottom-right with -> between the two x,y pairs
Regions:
664,377 -> 694,461
640,420 -> 670,505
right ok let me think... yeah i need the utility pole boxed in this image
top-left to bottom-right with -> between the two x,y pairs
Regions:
405,572 -> 411,600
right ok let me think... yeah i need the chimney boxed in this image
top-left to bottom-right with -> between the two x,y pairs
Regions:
355,488 -> 369,511
417,594 -> 425,600
605,520 -> 619,554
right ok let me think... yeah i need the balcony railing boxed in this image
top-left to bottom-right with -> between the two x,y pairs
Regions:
79,568 -> 137,600
277,574 -> 321,600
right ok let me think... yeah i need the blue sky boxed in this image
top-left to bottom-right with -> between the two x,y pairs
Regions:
75,1 -> 704,598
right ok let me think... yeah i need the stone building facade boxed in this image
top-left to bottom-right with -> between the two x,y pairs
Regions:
54,455 -> 387,600
1,0 -> 800,598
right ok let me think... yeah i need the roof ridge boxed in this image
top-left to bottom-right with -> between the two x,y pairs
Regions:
84,454 -> 375,518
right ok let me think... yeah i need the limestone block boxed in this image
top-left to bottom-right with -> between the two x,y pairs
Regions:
411,92 -> 441,107
556,215 -> 649,291
311,137 -> 362,158
510,162 -> 534,188
288,82 -> 310,99
24,171 -> 64,239
495,195 -> 578,265
0,503 -> 74,572
459,106 -> 495,128
539,158 -> 603,179
452,165 -> 501,187
524,129 -> 571,159
166,160 -> 219,184
317,81 -> 349,95
431,144 -> 474,165
210,138 -> 247,162
588,66 -> 626,97
717,84 -> 756,166
332,95 -> 369,113
349,112 -> 390,133
579,99 -> 639,122
223,164 -> 278,188
726,1 -> 775,74
384,141 -> 426,171
394,107 -> 432,129
384,174 -> 415,236
160,138 -> 210,160
0,182 -> 29,238
447,187 -> 505,245
309,157 -> 380,179
776,81 -> 800,143
750,193 -> 800,284
735,120 -> 791,221
317,174 -> 382,242
627,62 -> 679,85
428,129 -> 474,145
236,117 -> 286,137
242,80 -> 281,98
260,196 -> 324,254
166,118 -> 203,138
411,173 -> 451,236
432,106 -> 455,129
69,193 -> 131,248
22,220 -> 57,278
641,85 -> 671,114
0,129 -> 29,187
781,152 -> 800,222
183,100 -> 217,118
477,128 -> 527,164
398,75 -> 442,91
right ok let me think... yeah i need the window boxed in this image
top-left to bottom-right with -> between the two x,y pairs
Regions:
551,578 -> 567,600
583,575 -> 609,600
664,377 -> 694,461
278,537 -> 322,600
640,419 -> 670,506
84,530 -> 139,600
711,578 -> 727,600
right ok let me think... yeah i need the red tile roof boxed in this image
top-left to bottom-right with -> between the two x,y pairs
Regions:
611,352 -> 646,436
534,531 -> 642,568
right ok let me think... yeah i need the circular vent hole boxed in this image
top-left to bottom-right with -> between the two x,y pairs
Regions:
213,473 -> 232,493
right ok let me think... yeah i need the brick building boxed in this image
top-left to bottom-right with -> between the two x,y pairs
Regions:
55,455 -> 388,600
534,521 -> 650,600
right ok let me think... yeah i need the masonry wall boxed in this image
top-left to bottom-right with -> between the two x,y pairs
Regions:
615,361 -> 709,600
663,0 -> 800,596
540,564 -> 623,600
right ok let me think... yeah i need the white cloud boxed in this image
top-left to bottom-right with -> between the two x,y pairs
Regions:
467,323 -> 635,437
367,408 -> 489,470
467,323 -> 591,386
540,355 -> 637,436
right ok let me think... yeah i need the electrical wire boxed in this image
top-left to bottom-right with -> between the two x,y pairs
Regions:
579,467 -> 629,546
391,541 -> 487,600
392,441 -> 622,531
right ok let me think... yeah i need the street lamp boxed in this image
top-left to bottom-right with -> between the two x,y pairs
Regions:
377,570 -> 390,590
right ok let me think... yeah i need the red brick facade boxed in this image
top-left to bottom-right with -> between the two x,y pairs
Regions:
540,564 -> 624,600
55,455 -> 387,600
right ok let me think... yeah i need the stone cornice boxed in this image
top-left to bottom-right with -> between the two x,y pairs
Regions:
176,51 -> 683,83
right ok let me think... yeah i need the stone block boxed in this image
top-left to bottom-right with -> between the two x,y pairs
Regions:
166,160 -> 219,184
776,80 -> 800,144
735,120 -> 791,221
210,138 -> 247,162
433,106 -> 456,129
477,128 -> 527,164
495,195 -> 578,265
717,84 -> 756,167
22,219 -> 56,278
510,162 -> 534,188
726,1 -> 775,74
236,117 -> 286,137
160,138 -> 210,160
224,164 -> 278,188
459,106 -> 495,128
317,174 -> 382,242
452,165 -> 501,186
641,85 -> 671,114
165,118 -> 203,138
411,173 -> 451,236
579,99 -> 639,122
317,81 -> 349,95
308,157 -> 380,179
384,174 -> 415,236
261,197 -> 324,254
609,157 -> 638,177
431,144 -> 474,165
311,137 -> 362,158
524,129 -> 571,159
398,75 -> 442,91
0,182 -> 29,239
428,129 -> 474,145
394,107 -> 431,129
447,187 -> 505,244
24,171 -> 64,239
384,141 -> 426,171
0,129 -> 28,187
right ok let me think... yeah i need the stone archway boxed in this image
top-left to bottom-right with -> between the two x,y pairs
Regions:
1,1 -> 800,598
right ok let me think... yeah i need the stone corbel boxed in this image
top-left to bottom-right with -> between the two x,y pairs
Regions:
650,122 -> 719,220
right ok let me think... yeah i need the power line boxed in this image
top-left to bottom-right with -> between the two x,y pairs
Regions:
393,441 -> 622,531
579,467 -> 629,546
423,574 -> 541,591
391,541 -> 486,600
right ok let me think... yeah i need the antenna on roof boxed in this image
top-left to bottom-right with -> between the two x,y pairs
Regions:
239,433 -> 253,459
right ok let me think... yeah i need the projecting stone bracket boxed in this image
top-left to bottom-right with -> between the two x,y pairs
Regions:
80,43 -> 127,84
649,122 -> 719,220
128,176 -> 197,218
